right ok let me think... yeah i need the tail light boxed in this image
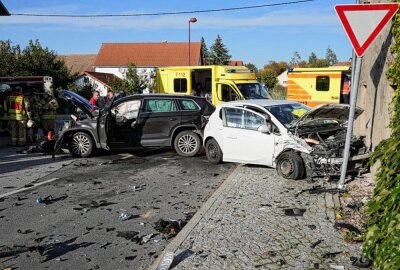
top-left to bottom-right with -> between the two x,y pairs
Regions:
47,131 -> 53,140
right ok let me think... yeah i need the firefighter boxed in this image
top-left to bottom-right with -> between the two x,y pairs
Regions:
41,93 -> 59,136
30,93 -> 44,142
7,86 -> 33,146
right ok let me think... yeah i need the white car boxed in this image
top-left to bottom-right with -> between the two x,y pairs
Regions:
203,100 -> 368,180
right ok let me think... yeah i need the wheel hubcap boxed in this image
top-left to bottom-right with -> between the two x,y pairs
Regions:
280,160 -> 293,176
178,135 -> 197,154
72,135 -> 90,156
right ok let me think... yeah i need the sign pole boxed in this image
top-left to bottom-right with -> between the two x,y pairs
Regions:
338,56 -> 362,189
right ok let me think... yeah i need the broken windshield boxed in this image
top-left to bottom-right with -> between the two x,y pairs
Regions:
265,103 -> 310,128
236,83 -> 270,99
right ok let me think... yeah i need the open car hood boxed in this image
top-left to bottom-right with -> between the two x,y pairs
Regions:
292,104 -> 363,127
58,90 -> 96,117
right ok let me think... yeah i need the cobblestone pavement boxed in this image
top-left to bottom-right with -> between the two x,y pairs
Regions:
171,165 -> 363,270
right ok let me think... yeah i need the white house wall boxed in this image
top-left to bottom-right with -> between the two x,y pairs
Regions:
75,76 -> 109,96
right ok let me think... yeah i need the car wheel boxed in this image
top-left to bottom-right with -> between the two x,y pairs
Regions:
69,132 -> 93,158
276,151 -> 305,180
174,131 -> 201,157
205,138 -> 223,164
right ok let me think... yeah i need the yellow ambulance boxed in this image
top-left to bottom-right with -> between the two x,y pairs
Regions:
286,66 -> 351,107
156,65 -> 270,105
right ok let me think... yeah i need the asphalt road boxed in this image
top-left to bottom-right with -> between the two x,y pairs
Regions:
0,147 -> 234,270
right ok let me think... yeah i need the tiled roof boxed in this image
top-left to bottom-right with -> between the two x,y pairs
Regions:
81,71 -> 120,88
227,61 -> 244,66
94,42 -> 202,67
332,61 -> 351,66
58,54 -> 97,75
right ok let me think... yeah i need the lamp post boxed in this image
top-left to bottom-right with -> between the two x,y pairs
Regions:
188,17 -> 197,66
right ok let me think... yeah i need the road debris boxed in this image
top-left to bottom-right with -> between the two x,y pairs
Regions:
36,195 -> 53,204
329,265 -> 344,270
334,222 -> 361,235
141,233 -> 156,244
0,245 -> 44,258
17,229 -> 34,234
283,208 -> 306,217
116,231 -> 141,243
296,186 -> 348,197
154,219 -> 187,238
157,251 -> 174,270
99,242 -> 111,249
350,256 -> 372,268
118,213 -> 132,221
310,239 -> 323,249
125,256 -> 137,261
322,251 -> 342,259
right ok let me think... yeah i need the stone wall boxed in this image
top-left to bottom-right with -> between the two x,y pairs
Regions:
353,0 -> 395,152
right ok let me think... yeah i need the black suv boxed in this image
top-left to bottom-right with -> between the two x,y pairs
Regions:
56,90 -> 215,158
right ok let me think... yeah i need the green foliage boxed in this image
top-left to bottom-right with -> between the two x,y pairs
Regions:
270,84 -> 287,100
109,63 -> 146,95
209,34 -> 231,65
263,61 -> 288,75
0,39 -> 73,89
68,82 -> 95,100
245,63 -> 258,73
363,5 -> 400,269
326,46 -> 338,66
258,69 -> 277,89
200,37 -> 209,65
290,51 -> 301,66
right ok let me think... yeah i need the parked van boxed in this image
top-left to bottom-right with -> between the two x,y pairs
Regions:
287,66 -> 351,107
156,65 -> 271,105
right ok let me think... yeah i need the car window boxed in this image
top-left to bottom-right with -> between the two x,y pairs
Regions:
113,100 -> 141,120
218,84 -> 240,102
144,99 -> 177,113
178,99 -> 200,111
224,107 -> 265,130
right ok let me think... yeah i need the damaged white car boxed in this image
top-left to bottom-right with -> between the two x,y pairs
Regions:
203,100 -> 369,179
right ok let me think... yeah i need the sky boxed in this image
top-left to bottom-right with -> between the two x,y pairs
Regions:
0,0 -> 356,68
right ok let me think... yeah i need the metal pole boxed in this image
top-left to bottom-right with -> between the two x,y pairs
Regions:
188,21 -> 191,66
338,56 -> 362,189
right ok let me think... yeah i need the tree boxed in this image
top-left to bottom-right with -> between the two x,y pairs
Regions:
245,63 -> 258,73
258,69 -> 277,89
109,63 -> 146,95
263,61 -> 288,76
0,40 -> 21,76
308,52 -> 318,67
325,46 -> 338,66
290,51 -> 301,67
0,39 -> 73,89
200,37 -> 209,65
209,34 -> 231,65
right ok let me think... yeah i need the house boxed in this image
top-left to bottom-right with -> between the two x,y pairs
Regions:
93,42 -> 203,85
277,70 -> 288,88
58,54 -> 97,75
75,71 -> 120,96
227,61 -> 244,66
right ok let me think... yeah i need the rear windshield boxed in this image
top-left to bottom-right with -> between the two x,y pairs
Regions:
192,98 -> 215,115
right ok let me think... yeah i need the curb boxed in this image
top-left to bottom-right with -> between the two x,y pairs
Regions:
148,165 -> 242,270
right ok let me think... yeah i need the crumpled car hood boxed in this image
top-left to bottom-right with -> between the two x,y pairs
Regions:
291,104 -> 363,127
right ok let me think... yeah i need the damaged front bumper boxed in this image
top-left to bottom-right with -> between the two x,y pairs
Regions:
301,152 -> 369,178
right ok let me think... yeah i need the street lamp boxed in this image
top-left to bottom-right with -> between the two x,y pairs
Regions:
188,17 -> 197,66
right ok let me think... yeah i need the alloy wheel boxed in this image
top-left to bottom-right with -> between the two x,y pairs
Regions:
177,134 -> 198,154
71,134 -> 91,156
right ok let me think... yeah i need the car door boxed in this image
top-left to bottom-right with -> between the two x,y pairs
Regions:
107,99 -> 141,149
221,107 -> 275,166
135,98 -> 181,147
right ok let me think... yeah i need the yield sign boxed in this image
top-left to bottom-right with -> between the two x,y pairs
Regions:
335,4 -> 398,57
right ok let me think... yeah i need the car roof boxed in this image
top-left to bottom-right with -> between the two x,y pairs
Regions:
217,99 -> 300,108
116,94 -> 207,103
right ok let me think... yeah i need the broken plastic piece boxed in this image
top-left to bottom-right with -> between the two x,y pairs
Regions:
36,195 -> 53,204
118,213 -> 131,221
329,265 -> 344,270
283,208 -> 306,216
157,251 -> 174,270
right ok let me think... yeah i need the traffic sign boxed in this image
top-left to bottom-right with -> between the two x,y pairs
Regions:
335,4 -> 398,57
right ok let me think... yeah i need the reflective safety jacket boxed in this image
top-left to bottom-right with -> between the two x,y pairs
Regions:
7,94 -> 32,121
41,98 -> 59,120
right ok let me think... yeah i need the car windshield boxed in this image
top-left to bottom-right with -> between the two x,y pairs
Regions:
265,103 -> 310,128
237,83 -> 270,99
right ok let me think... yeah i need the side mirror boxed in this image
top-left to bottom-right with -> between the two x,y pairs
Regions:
257,123 -> 271,134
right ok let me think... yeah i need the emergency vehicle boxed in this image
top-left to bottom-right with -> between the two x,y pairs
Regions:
0,76 -> 53,96
286,66 -> 351,107
156,65 -> 270,105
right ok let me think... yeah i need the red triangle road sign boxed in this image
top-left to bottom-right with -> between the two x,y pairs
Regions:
335,4 -> 399,57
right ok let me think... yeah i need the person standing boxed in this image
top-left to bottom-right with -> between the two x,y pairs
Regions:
106,89 -> 114,104
31,93 -> 44,141
89,90 -> 100,107
41,93 -> 59,136
7,86 -> 33,146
